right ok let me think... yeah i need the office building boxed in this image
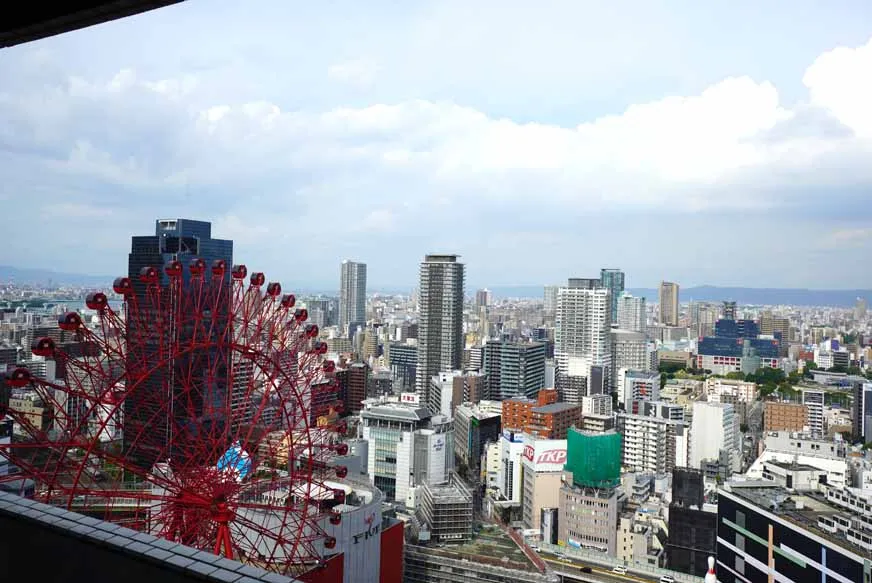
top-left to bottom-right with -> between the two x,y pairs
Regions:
600,268 -> 625,322
803,388 -> 825,437
667,468 -> 716,576
690,401 -> 739,477
453,403 -> 501,481
428,371 -> 459,418
558,429 -> 623,554
387,342 -> 417,391
617,370 -> 660,410
764,401 -> 808,432
339,260 -> 367,334
501,389 -> 580,439
617,409 -> 689,474
759,312 -> 790,355
124,219 -> 233,469
722,301 -> 737,321
855,297 -> 868,320
543,285 -> 559,318
359,397 -> 435,502
521,436 -> 567,531
714,318 -> 759,339
581,393 -> 612,416
658,281 -> 680,326
475,288 -> 492,308
853,382 -> 872,443
415,255 -> 465,399
482,340 -> 546,400
416,475 -> 474,544
696,337 -> 780,374
611,329 -> 649,392
717,481 -> 868,583
616,293 -> 646,333
690,302 -> 719,337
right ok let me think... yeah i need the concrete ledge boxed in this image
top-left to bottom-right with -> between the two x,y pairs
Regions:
0,490 -> 298,583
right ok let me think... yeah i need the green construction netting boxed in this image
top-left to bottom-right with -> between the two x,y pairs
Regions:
564,428 -> 621,489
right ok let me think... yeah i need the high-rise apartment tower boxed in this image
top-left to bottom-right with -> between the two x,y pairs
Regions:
659,281 -> 680,326
339,260 -> 367,334
555,280 -> 612,403
415,255 -> 465,399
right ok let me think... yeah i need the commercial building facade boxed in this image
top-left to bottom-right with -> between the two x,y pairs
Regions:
717,483 -> 869,583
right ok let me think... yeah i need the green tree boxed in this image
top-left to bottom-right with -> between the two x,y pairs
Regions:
658,362 -> 684,374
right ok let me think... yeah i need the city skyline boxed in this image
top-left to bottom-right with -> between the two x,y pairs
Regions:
1,1 -> 872,289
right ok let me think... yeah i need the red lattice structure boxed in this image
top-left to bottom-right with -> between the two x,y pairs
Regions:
0,260 -> 348,577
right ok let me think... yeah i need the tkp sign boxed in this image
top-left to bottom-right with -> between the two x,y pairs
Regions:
537,449 -> 567,465
524,446 -> 566,466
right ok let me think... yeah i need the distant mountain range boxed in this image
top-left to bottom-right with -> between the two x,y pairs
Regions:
0,265 -> 111,287
483,285 -> 871,307
2,265 -> 869,307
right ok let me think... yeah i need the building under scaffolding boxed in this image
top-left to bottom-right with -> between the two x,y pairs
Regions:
416,474 -> 473,544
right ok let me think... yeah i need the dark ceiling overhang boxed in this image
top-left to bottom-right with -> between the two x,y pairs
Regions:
1,1 -> 184,49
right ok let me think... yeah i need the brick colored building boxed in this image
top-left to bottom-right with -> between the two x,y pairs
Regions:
764,401 -> 808,432
501,389 -> 580,439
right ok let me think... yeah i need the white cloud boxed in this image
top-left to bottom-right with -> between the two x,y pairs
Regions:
327,58 -> 379,88
2,28 -> 872,286
820,227 -> 872,250
804,38 -> 872,138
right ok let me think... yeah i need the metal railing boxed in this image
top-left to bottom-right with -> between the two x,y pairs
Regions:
538,542 -> 701,582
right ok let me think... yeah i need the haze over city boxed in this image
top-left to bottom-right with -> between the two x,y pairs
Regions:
1,0 -> 872,289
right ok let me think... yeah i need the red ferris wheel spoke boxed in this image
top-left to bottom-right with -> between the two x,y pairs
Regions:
0,262 -> 344,574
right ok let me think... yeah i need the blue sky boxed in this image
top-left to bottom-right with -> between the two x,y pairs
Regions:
1,0 -> 871,290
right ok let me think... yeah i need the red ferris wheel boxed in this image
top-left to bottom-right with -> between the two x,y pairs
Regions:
0,260 -> 348,577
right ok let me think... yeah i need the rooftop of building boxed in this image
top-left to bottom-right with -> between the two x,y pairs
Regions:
765,460 -> 823,473
764,430 -> 846,445
423,254 -> 461,262
423,483 -> 473,505
722,480 -> 869,558
456,402 -> 501,419
611,328 -> 647,339
413,523 -> 539,572
532,402 -> 580,414
360,399 -> 430,422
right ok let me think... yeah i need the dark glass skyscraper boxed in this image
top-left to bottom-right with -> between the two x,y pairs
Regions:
600,268 -> 625,322
123,219 -> 233,470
